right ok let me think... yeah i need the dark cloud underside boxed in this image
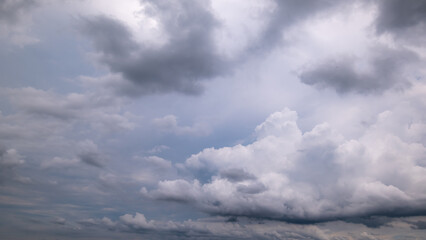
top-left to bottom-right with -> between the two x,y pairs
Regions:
375,0 -> 426,34
299,46 -> 417,94
80,0 -> 228,96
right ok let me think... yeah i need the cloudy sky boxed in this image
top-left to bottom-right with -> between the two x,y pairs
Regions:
1,0 -> 426,239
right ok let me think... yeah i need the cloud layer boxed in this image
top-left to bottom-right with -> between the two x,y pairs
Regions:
1,1 -> 426,239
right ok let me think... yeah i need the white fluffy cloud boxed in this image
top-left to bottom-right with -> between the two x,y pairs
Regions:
148,85 -> 426,221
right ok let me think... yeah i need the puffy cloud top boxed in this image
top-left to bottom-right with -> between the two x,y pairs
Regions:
149,104 -> 426,222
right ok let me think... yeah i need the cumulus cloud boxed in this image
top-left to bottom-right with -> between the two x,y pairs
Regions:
147,88 -> 426,222
2,87 -> 135,132
299,45 -> 418,94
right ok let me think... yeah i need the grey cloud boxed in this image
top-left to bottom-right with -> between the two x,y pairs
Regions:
146,145 -> 169,154
0,0 -> 37,24
411,220 -> 426,230
220,168 -> 256,182
138,156 -> 172,169
79,15 -> 137,60
40,157 -> 79,169
81,213 -> 426,239
152,114 -> 211,136
78,151 -> 103,168
299,46 -> 417,94
150,179 -> 200,203
131,155 -> 178,185
375,0 -> 426,35
77,140 -> 104,168
0,0 -> 40,45
81,213 -> 330,240
80,0 -> 350,97
2,87 -> 135,132
0,147 -> 25,183
373,0 -> 426,46
247,0 -> 345,54
236,182 -> 267,194
80,0 -> 228,96
52,217 -> 66,225
345,216 -> 393,228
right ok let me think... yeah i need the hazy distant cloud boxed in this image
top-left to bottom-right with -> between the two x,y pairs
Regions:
0,147 -> 26,184
39,140 -> 107,169
0,0 -> 37,24
2,87 -> 135,132
299,46 -> 417,94
152,115 -> 211,136
148,98 -> 426,222
131,155 -> 177,185
77,140 -> 105,168
41,157 -> 79,169
82,213 -> 426,239
146,145 -> 169,154
80,0 -> 228,96
137,156 -> 172,169
81,213 -> 331,240
0,0 -> 39,45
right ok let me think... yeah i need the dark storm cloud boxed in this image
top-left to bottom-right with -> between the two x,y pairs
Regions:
411,220 -> 426,230
79,16 -> 138,60
0,0 -> 37,24
80,0 -> 228,96
299,46 -> 417,94
374,0 -> 426,46
375,0 -> 426,34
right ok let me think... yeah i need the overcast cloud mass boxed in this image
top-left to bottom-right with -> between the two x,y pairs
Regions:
1,0 -> 426,239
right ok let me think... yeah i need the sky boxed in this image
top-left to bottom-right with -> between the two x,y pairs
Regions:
1,0 -> 426,239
